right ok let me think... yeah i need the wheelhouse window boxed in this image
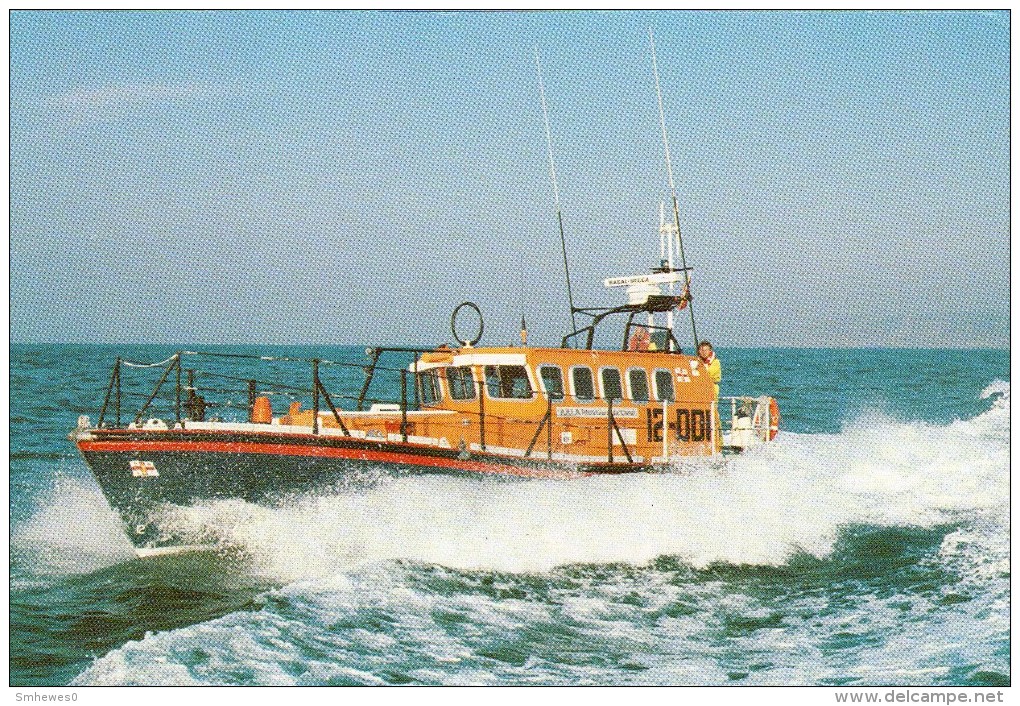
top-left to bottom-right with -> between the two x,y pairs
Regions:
601,367 -> 623,402
484,365 -> 533,399
649,330 -> 670,352
538,365 -> 564,402
654,369 -> 675,402
417,369 -> 442,406
571,366 -> 595,402
445,366 -> 476,400
628,368 -> 650,402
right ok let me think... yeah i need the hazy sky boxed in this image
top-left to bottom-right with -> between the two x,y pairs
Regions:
10,10 -> 1009,348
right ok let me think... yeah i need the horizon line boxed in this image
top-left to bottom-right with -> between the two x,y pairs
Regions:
7,340 -> 1011,352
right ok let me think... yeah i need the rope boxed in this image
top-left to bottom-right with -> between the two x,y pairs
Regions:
194,370 -> 310,393
180,350 -> 419,375
121,354 -> 178,368
182,350 -> 313,363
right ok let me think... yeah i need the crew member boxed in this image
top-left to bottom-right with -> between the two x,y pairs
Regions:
698,340 -> 721,399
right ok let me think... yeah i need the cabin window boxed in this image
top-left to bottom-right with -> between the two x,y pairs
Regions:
601,367 -> 623,402
445,366 -> 476,400
417,369 -> 442,406
650,330 -> 670,352
538,365 -> 564,401
570,366 -> 595,402
628,368 -> 650,402
484,365 -> 533,399
654,369 -> 675,402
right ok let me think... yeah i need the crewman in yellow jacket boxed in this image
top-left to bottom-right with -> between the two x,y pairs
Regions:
698,340 -> 722,399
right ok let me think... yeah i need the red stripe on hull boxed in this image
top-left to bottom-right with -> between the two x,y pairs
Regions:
77,439 -> 594,479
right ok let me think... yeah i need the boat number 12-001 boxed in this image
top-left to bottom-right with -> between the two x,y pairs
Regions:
646,408 -> 709,442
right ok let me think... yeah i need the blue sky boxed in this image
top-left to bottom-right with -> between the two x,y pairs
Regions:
10,10 -> 1009,347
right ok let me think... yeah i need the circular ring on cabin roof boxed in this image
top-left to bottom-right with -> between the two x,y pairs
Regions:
451,301 -> 484,347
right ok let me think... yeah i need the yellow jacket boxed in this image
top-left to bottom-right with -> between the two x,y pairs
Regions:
702,355 -> 721,398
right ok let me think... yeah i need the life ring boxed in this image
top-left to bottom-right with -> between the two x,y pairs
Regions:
752,396 -> 781,441
451,301 -> 484,347
628,326 -> 651,351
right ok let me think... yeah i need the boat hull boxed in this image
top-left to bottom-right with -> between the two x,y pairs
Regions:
76,428 -> 643,549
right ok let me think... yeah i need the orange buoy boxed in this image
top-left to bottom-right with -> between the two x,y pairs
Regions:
251,396 -> 273,424
768,397 -> 780,440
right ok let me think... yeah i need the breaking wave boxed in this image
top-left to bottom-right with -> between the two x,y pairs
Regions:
140,381 -> 1009,580
23,382 -> 1009,686
11,475 -> 137,580
19,381 -> 1009,582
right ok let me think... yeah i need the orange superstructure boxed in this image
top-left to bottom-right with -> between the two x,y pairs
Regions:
282,345 -> 721,464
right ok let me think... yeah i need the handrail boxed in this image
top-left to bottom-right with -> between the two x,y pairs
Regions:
478,377 -> 486,451
400,370 -> 408,442
560,294 -> 692,350
524,394 -> 553,459
718,395 -> 774,447
314,377 -> 351,437
96,354 -> 683,462
607,397 -> 634,463
175,359 -> 182,426
132,354 -> 180,426
97,358 -> 120,428
110,376 -> 654,431
311,359 -> 320,434
561,325 -> 597,350
357,348 -> 381,411
183,348 -> 432,377
95,348 -> 704,466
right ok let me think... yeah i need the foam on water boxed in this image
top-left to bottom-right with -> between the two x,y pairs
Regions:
147,382 -> 1009,580
11,474 -> 137,579
54,384 -> 1012,685
73,520 -> 1009,685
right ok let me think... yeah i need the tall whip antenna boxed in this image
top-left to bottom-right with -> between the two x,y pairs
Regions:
535,47 -> 579,338
649,28 -> 699,349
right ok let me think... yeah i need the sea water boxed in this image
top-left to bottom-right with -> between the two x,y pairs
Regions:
9,344 -> 1009,686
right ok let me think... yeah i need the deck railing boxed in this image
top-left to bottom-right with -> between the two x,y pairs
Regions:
94,349 -> 752,464
719,395 -> 774,448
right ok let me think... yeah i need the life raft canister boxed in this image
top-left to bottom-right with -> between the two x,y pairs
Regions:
251,396 -> 273,424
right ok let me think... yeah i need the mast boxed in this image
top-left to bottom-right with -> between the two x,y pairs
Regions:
658,201 -> 667,267
535,47 -> 579,339
649,28 -> 699,350
659,203 -> 678,345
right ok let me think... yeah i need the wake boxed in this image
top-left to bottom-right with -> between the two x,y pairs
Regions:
16,382 -> 1009,579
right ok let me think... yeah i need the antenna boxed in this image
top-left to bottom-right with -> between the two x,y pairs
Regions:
659,201 -> 667,266
649,28 -> 699,350
535,47 -> 579,339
